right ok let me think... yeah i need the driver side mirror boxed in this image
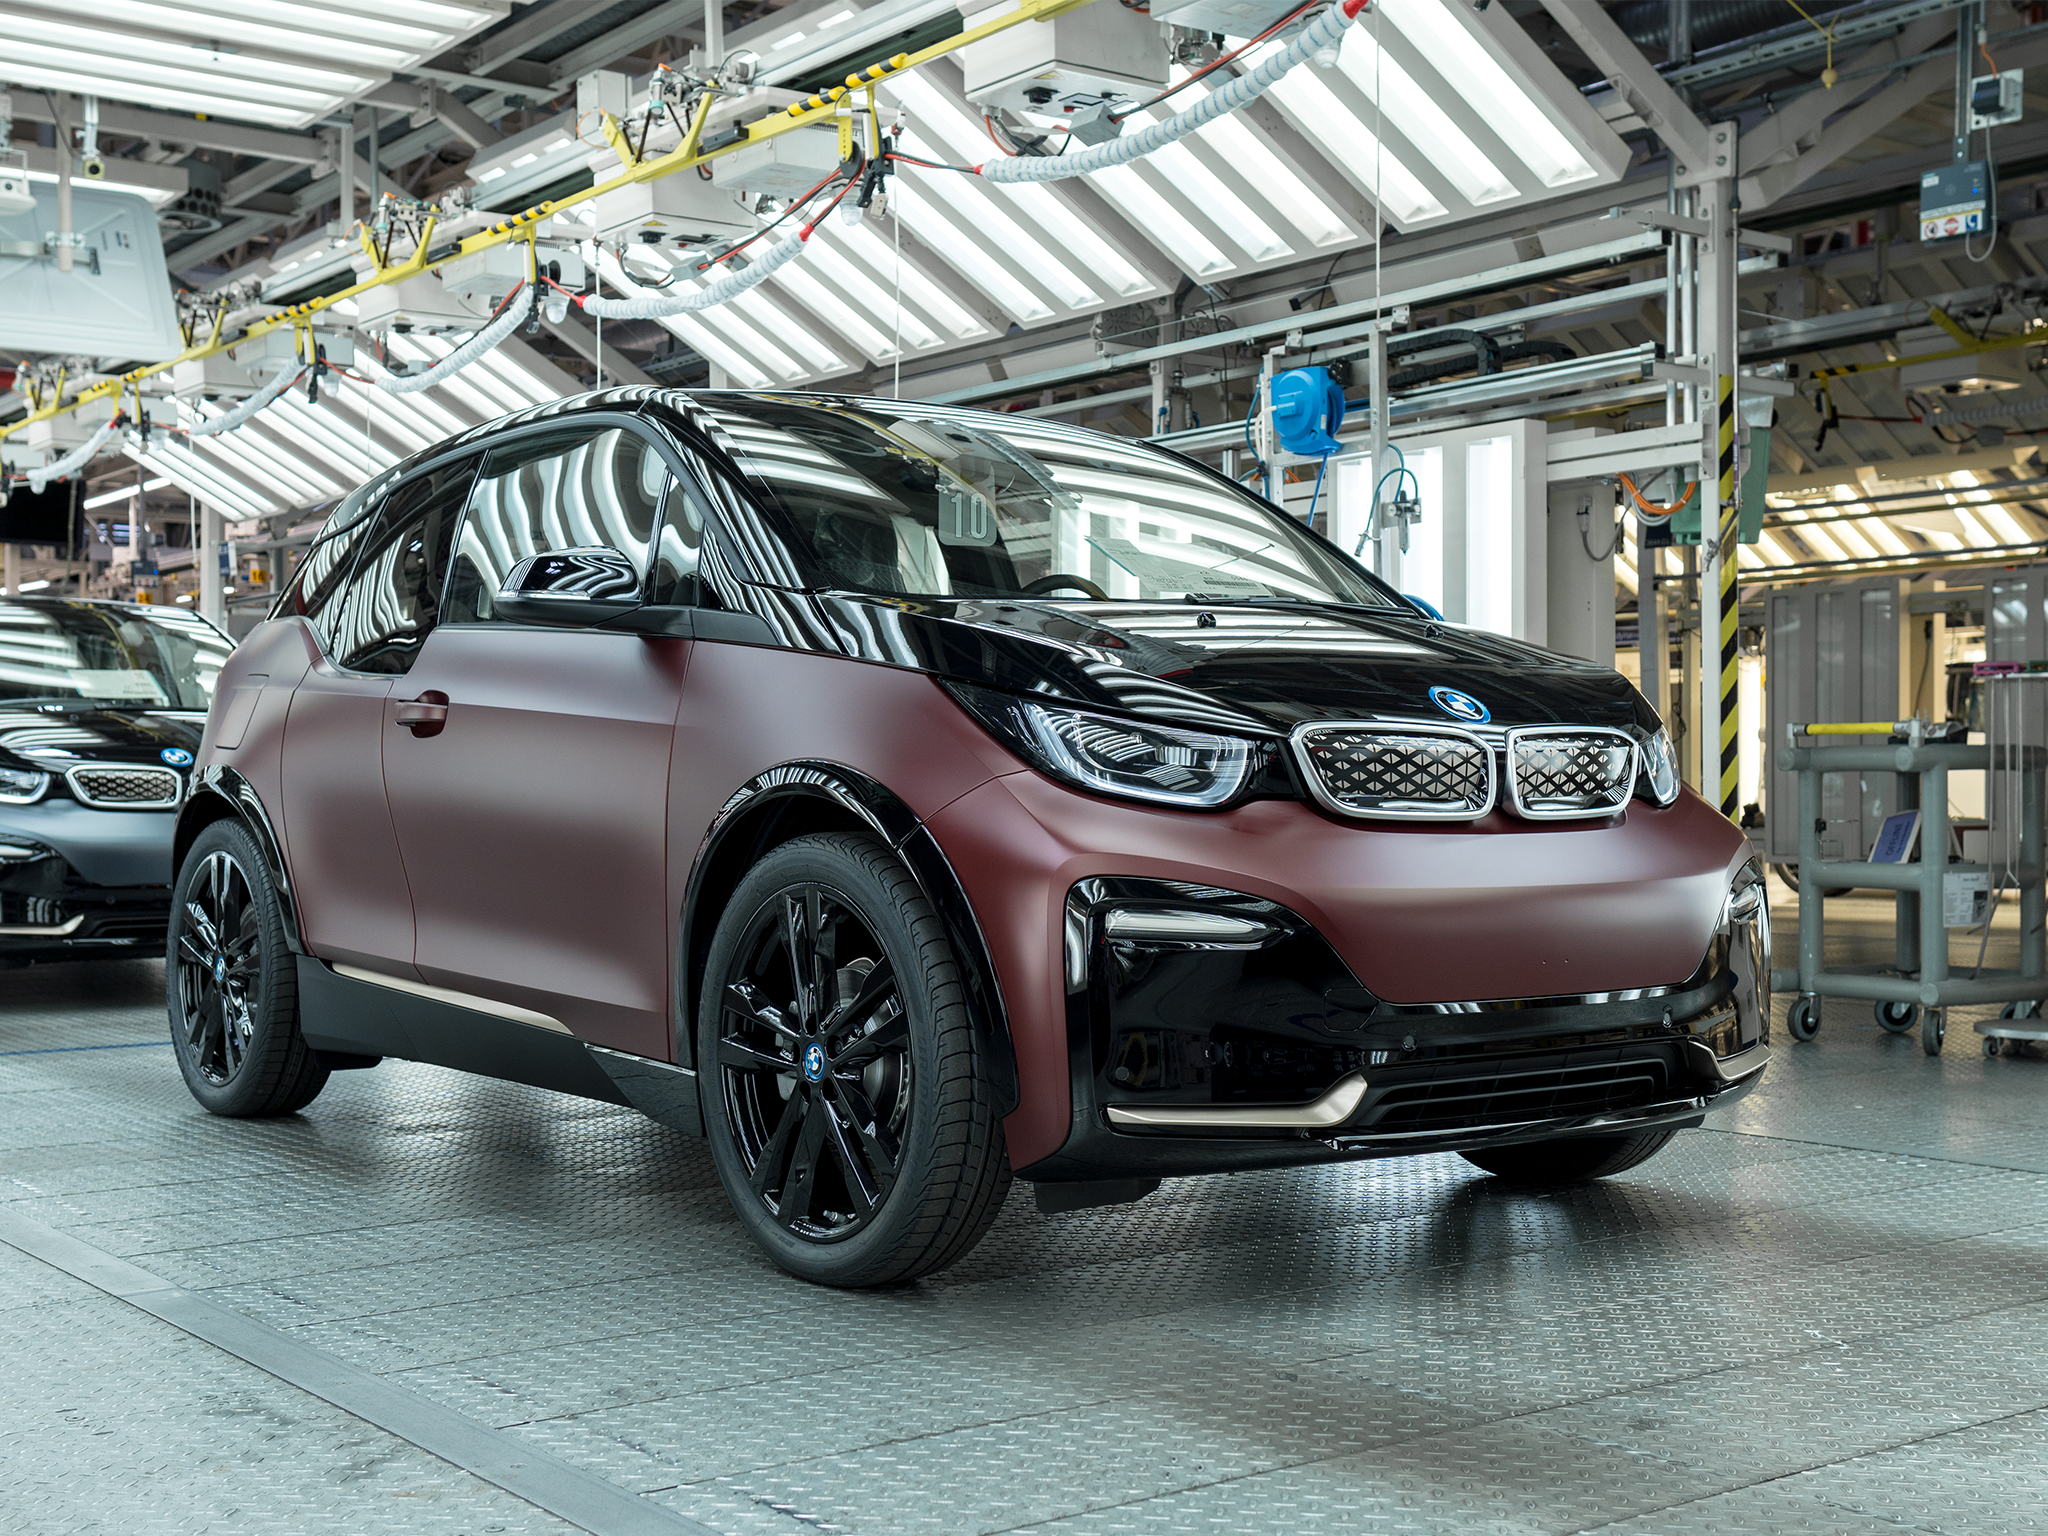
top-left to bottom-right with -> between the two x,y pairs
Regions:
494,547 -> 643,627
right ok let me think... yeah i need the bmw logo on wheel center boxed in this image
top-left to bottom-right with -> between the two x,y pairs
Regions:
801,1042 -> 826,1082
1428,686 -> 1490,724
160,747 -> 194,767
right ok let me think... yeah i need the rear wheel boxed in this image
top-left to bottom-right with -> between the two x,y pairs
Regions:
1460,1129 -> 1678,1187
699,833 -> 1010,1287
168,820 -> 328,1117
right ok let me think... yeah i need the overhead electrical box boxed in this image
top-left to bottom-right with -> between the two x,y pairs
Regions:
710,126 -> 844,198
1968,68 -> 2024,131
1897,324 -> 2026,393
587,159 -> 755,248
955,0 -> 1166,117
1149,0 -> 1304,39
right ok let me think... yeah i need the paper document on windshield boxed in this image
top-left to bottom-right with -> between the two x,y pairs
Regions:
1088,537 -> 1269,597
70,669 -> 168,703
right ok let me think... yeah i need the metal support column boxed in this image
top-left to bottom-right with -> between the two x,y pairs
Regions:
197,504 -> 224,627
1367,326 -> 1393,587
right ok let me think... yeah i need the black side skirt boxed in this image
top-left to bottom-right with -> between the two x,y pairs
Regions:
295,957 -> 632,1108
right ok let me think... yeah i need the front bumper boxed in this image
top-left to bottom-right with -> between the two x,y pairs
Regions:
1017,875 -> 1770,1182
0,831 -> 171,962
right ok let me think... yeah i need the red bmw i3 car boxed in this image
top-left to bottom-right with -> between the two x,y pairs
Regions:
169,389 -> 1768,1286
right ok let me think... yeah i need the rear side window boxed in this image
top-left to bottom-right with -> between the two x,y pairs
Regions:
276,480 -> 383,652
331,458 -> 477,673
444,425 -> 670,625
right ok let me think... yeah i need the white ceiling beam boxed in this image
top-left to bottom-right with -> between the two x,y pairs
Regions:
5,94 -> 324,162
465,0 -> 598,77
545,0 -> 704,90
1738,14 -> 1955,176
1535,0 -> 1714,175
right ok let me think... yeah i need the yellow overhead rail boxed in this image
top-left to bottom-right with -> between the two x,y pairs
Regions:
1,0 -> 1098,444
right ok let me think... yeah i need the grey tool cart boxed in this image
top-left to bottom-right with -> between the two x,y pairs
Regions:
1770,705 -> 2048,1057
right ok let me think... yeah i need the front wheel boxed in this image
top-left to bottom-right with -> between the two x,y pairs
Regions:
168,820 -> 328,1117
1461,1129 -> 1678,1187
699,833 -> 1010,1287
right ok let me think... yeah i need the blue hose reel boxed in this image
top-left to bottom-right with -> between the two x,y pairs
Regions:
1268,366 -> 1346,456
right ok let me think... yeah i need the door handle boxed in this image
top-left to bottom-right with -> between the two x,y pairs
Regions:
394,691 -> 449,736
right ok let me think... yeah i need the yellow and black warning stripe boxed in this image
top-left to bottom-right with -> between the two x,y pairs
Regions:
1715,374 -> 1739,822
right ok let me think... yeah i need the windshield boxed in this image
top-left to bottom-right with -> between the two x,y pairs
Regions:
0,600 -> 232,709
705,396 -> 1397,607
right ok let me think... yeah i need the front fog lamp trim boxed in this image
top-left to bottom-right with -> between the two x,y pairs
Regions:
1102,908 -> 1277,945
953,685 -> 1257,809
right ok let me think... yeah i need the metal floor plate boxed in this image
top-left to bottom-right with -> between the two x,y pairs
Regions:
4,888 -> 2048,1534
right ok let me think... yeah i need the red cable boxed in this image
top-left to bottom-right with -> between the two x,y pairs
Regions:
1111,0 -> 1321,121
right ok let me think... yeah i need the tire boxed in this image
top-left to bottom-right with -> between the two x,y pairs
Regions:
1875,1000 -> 1919,1035
698,832 -> 1010,1287
167,820 -> 329,1117
1922,1008 -> 1946,1057
1460,1129 -> 1678,1187
1786,995 -> 1822,1041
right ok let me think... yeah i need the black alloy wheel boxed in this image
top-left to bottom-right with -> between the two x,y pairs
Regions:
701,833 -> 1010,1286
720,884 -> 910,1241
168,820 -> 328,1117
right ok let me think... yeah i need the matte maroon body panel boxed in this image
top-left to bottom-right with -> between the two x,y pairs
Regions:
383,626 -> 691,1054
923,771 -> 1750,1170
667,642 -> 1032,862
278,661 -> 414,972
198,619 -> 317,814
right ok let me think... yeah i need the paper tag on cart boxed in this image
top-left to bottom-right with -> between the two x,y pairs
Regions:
1944,870 -> 1991,928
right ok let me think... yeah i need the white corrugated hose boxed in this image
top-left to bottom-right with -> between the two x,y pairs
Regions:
582,231 -> 812,320
372,284 -> 536,394
978,0 -> 1360,185
184,362 -> 306,437
27,414 -> 122,493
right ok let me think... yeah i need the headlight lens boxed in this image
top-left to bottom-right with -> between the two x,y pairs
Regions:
0,765 -> 50,805
1637,726 -> 1680,806
951,685 -> 1256,808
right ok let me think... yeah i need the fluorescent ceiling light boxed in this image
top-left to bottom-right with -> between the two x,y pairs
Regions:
3,0 -> 506,126
83,477 -> 171,509
888,181 -> 1052,323
1378,0 -> 1596,189
1334,29 -> 1516,205
1176,86 -> 1348,248
1091,165 -> 1231,276
1117,108 -> 1292,262
1264,63 -> 1444,224
17,580 -> 51,592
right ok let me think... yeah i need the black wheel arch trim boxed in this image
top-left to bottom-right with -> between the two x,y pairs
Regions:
174,766 -> 304,956
680,760 -> 1020,1114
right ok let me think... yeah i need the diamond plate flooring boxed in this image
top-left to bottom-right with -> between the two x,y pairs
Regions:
3,884 -> 2046,1534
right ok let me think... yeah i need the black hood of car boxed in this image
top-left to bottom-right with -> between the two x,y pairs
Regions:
0,701 -> 206,771
808,595 -> 1652,736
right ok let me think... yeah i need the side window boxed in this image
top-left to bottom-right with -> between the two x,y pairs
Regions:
331,458 -> 477,674
444,425 -> 670,625
649,476 -> 710,606
278,479 -> 383,652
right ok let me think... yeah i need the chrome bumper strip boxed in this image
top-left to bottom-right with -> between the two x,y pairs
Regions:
1105,1072 -> 1369,1129
1683,1037 -> 1771,1084
0,915 -> 85,937
331,963 -> 570,1034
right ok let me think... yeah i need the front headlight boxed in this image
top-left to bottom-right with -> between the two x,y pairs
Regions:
1637,726 -> 1680,806
950,685 -> 1256,808
0,765 -> 50,805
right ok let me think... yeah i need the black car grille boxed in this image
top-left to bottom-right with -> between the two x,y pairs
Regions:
66,766 -> 181,808
1296,727 -> 1493,819
1357,1047 -> 1676,1134
1508,729 -> 1636,819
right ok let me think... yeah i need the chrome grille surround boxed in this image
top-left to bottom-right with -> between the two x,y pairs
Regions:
1505,726 -> 1637,820
1291,722 -> 1496,821
66,765 -> 182,810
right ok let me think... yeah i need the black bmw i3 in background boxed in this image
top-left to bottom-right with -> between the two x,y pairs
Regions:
0,598 -> 232,965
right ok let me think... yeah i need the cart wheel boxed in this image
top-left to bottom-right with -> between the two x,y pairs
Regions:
1874,1000 -> 1919,1035
1999,1001 -> 2041,1021
1786,996 -> 1822,1041
1922,1009 -> 1946,1057
1986,1036 -> 2003,1059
